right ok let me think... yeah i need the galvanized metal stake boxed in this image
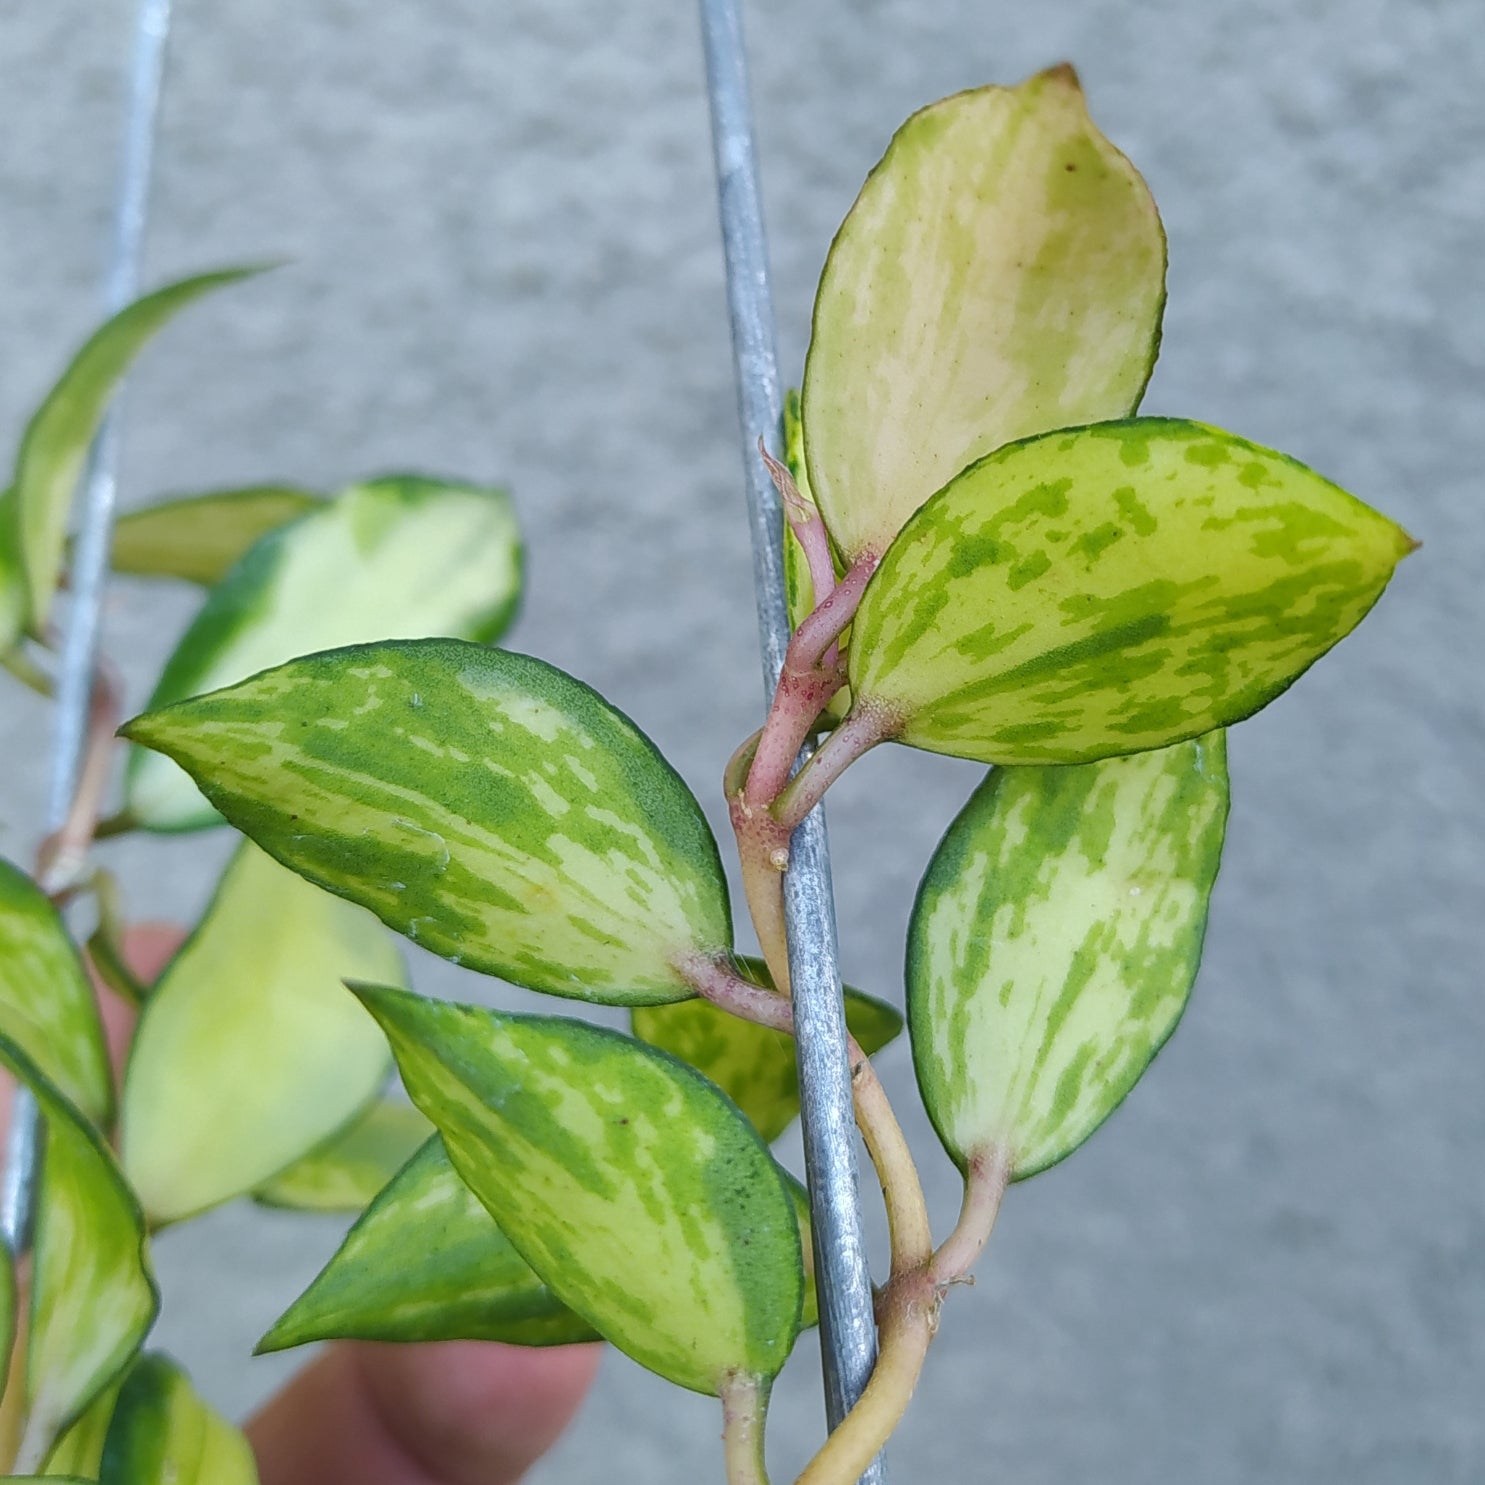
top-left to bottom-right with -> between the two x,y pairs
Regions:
0,0 -> 174,1255
697,4 -> 886,1477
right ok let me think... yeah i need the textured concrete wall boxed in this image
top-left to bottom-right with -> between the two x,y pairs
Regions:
1,2 -> 1479,1480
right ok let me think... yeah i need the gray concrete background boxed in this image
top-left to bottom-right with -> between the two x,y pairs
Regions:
1,1 -> 1479,1480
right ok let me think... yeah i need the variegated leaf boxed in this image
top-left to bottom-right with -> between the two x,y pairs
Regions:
108,484 -> 321,585
782,389 -> 823,632
126,474 -> 523,832
96,1354 -> 256,1485
254,1100 -> 432,1213
0,488 -> 25,658
0,857 -> 112,1127
908,733 -> 1228,1178
10,269 -> 263,634
120,840 -> 404,1225
123,640 -> 733,1004
802,66 -> 1165,563
631,957 -> 901,1143
354,985 -> 803,1394
38,1379 -> 120,1481
850,419 -> 1414,765
0,1036 -> 157,1466
259,1135 -> 597,1352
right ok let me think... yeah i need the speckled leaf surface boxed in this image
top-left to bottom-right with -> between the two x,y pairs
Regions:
802,67 -> 1165,563
631,957 -> 901,1143
851,419 -> 1413,765
108,484 -> 321,585
0,1037 -> 157,1462
10,268 -> 261,634
126,474 -> 523,831
119,840 -> 404,1225
96,1354 -> 257,1485
0,857 -> 112,1126
908,733 -> 1228,1178
355,985 -> 803,1394
124,640 -> 733,1004
253,1100 -> 432,1213
259,1135 -> 597,1352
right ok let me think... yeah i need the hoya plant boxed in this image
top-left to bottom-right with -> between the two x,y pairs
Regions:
0,64 -> 1410,1484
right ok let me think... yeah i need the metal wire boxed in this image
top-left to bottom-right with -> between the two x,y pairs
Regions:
0,0 -> 173,1256
698,4 -> 885,1477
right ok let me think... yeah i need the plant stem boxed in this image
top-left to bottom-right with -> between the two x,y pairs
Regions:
0,647 -> 55,698
930,1145 -> 1012,1285
792,1272 -> 937,1485
721,1372 -> 772,1485
772,704 -> 894,832
759,438 -> 834,608
681,956 -> 932,1277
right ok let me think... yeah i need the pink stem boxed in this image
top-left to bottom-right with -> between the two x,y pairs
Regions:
771,704 -> 895,832
929,1146 -> 1012,1286
759,438 -> 835,606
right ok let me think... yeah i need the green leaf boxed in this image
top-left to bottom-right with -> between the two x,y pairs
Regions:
802,67 -> 1165,563
631,957 -> 901,1143
0,857 -> 112,1126
253,1100 -> 433,1213
11,268 -> 265,634
108,484 -> 322,585
782,389 -> 822,632
781,1172 -> 819,1332
259,1135 -> 598,1352
0,1036 -> 157,1463
0,1243 -> 13,1415
125,474 -> 524,832
0,488 -> 26,658
354,985 -> 803,1395
123,640 -> 733,1005
907,733 -> 1228,1179
119,840 -> 404,1225
39,1378 -> 120,1481
97,1354 -> 256,1485
850,419 -> 1414,766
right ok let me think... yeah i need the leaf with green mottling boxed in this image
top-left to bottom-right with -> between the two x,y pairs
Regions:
850,419 -> 1414,766
631,957 -> 901,1143
97,1354 -> 256,1485
0,857 -> 112,1126
119,840 -> 404,1225
39,1378 -> 120,1481
123,640 -> 733,1005
354,985 -> 803,1394
11,269 -> 264,635
908,733 -> 1228,1179
802,67 -> 1165,564
108,484 -> 321,585
254,1100 -> 432,1213
126,474 -> 523,832
259,1135 -> 598,1352
0,1036 -> 157,1464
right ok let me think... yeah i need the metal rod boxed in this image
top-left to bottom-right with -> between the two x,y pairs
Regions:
697,4 -> 885,1477
1,0 -> 173,1256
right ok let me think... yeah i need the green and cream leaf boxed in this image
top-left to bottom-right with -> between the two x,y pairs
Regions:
126,474 -> 523,831
850,419 -> 1414,765
10,268 -> 264,634
120,841 -> 405,1225
632,957 -> 901,1143
123,640 -> 733,1004
259,1135 -> 597,1352
253,1100 -> 433,1213
95,1354 -> 257,1485
908,733 -> 1228,1178
802,66 -> 1165,562
0,856 -> 113,1126
108,484 -> 322,585
0,1036 -> 157,1466
353,985 -> 803,1395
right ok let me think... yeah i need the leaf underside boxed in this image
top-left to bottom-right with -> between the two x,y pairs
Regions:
908,733 -> 1229,1178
